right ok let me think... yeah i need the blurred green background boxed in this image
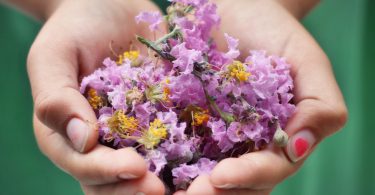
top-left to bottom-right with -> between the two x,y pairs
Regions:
0,0 -> 373,194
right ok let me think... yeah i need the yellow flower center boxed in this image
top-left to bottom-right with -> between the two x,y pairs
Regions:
162,78 -> 171,102
126,87 -> 144,105
107,110 -> 138,137
163,87 -> 171,102
228,61 -> 251,82
146,83 -> 170,103
138,119 -> 168,149
88,89 -> 104,109
165,78 -> 171,84
149,119 -> 168,139
192,110 -> 210,126
117,50 -> 140,65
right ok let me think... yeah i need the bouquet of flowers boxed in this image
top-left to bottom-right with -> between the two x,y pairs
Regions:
80,0 -> 295,191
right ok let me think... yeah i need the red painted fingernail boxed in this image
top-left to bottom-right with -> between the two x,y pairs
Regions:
295,138 -> 309,157
287,130 -> 315,162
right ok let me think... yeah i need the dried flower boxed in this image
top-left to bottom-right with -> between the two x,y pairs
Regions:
80,0 -> 295,191
107,110 -> 139,138
138,119 -> 168,149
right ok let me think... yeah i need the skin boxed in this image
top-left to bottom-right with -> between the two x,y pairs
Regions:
28,0 -> 166,194
4,0 -> 59,19
180,0 -> 348,194
6,0 -> 347,194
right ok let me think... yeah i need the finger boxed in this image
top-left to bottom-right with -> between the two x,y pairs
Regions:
187,175 -> 271,195
215,0 -> 347,160
34,115 -> 147,185
81,172 -> 165,195
174,191 -> 187,195
27,27 -> 98,153
210,149 -> 298,190
283,99 -> 346,162
275,7 -> 347,162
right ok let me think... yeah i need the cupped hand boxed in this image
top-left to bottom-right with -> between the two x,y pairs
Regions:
28,0 -> 165,194
183,0 -> 348,194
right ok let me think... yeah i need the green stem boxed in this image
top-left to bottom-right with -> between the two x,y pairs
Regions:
137,18 -> 234,124
136,35 -> 176,61
136,27 -> 182,61
154,27 -> 181,45
193,71 -> 235,124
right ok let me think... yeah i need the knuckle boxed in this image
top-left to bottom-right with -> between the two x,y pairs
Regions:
326,102 -> 348,130
26,42 -> 42,71
70,164 -> 92,183
74,164 -> 95,183
336,104 -> 348,128
32,120 -> 48,156
72,155 -> 115,185
33,88 -> 75,133
34,90 -> 54,125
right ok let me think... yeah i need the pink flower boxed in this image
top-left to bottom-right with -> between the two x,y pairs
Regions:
224,33 -> 240,61
135,11 -> 163,31
170,42 -> 203,74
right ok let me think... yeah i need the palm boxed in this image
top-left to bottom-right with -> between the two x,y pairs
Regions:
43,0 -> 159,77
183,0 -> 346,194
30,0 -> 166,194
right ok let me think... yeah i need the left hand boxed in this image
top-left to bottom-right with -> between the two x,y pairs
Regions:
178,0 -> 347,194
28,0 -> 166,194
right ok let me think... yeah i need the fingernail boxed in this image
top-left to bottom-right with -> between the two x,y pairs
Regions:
213,183 -> 237,189
135,192 -> 145,195
66,118 -> 90,153
287,130 -> 315,162
118,173 -> 139,180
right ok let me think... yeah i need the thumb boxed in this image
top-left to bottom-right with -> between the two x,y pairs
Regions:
34,88 -> 98,153
284,99 -> 347,162
282,52 -> 348,162
27,35 -> 98,153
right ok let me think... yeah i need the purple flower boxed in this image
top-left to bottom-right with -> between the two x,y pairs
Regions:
226,122 -> 247,143
107,83 -> 128,110
172,158 -> 217,189
135,11 -> 163,31
176,18 -> 209,52
196,158 -> 217,173
156,110 -> 187,140
146,150 -> 167,175
207,119 -> 234,152
160,140 -> 195,163
207,43 -> 228,67
195,3 -> 220,40
170,42 -> 203,74
168,74 -> 206,107
80,1 -> 296,191
172,163 -> 199,189
169,0 -> 208,7
224,33 -> 240,61
134,102 -> 154,126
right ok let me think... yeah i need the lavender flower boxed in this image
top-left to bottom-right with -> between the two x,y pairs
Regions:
80,0 -> 295,192
135,11 -> 163,31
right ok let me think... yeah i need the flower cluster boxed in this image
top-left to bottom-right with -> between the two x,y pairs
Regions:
80,0 -> 295,191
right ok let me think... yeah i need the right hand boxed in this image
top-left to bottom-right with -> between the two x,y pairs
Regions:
28,0 -> 165,194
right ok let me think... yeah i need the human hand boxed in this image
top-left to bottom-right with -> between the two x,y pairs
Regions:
182,0 -> 348,194
28,0 -> 165,194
